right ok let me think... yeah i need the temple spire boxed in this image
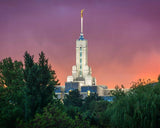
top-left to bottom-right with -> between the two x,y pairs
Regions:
79,9 -> 84,40
81,9 -> 84,34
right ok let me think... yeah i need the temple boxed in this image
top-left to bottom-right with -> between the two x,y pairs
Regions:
54,10 -> 120,100
67,9 -> 96,86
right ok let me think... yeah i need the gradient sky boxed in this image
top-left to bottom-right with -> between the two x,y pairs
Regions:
0,0 -> 160,88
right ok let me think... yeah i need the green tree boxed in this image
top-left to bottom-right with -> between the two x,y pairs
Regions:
63,89 -> 83,107
0,58 -> 24,128
107,83 -> 160,128
158,75 -> 160,82
63,89 -> 83,120
110,85 -> 125,100
63,89 -> 91,127
38,52 -> 59,109
28,102 -> 74,128
24,51 -> 59,121
82,94 -> 109,128
82,93 -> 102,111
21,101 -> 90,128
0,57 -> 24,87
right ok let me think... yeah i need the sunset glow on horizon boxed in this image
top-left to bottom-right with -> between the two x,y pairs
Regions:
0,0 -> 160,88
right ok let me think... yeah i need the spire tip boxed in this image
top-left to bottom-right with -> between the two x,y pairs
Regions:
81,9 -> 84,18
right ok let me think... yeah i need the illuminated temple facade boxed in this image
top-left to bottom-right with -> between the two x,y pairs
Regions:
54,10 -> 120,100
67,9 -> 96,86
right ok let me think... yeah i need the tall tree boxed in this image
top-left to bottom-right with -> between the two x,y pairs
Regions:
0,58 -> 24,128
38,52 -> 59,109
24,51 -> 59,121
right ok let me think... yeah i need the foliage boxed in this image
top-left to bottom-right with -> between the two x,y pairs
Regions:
107,83 -> 160,128
110,85 -> 125,100
1,53 -> 160,128
29,102 -> 74,128
158,75 -> 160,82
73,113 -> 90,128
63,89 -> 83,107
64,91 -> 110,128
0,58 -> 24,128
24,51 -> 59,121
0,57 -> 24,87
82,93 -> 102,111
82,94 -> 110,128
63,91 -> 105,128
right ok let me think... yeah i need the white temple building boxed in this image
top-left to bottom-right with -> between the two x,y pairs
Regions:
67,9 -> 96,86
55,10 -> 129,100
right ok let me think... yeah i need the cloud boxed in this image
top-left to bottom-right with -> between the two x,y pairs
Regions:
0,0 -> 160,88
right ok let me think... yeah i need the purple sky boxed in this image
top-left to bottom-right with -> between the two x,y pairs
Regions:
0,0 -> 160,88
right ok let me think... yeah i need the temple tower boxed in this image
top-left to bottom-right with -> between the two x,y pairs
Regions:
67,9 -> 96,86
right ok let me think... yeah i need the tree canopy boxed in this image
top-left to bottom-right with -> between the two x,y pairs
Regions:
107,83 -> 160,128
0,51 -> 59,128
24,51 -> 59,120
0,58 -> 24,128
0,52 -> 160,128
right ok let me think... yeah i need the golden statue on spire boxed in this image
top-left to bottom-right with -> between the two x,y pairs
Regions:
81,9 -> 84,18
